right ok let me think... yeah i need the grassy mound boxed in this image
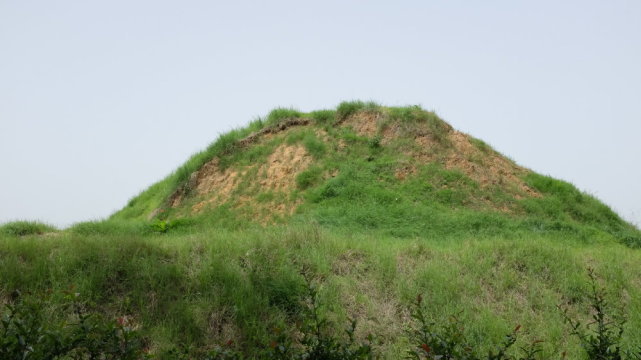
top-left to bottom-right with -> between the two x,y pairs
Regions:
110,101 -> 639,248
1,102 -> 640,358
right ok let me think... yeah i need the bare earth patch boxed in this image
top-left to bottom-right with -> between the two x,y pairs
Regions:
259,143 -> 312,192
445,131 -> 539,197
175,143 -> 312,220
340,111 -> 382,137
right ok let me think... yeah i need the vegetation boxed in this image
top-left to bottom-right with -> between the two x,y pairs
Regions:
0,221 -> 56,237
1,102 -> 640,358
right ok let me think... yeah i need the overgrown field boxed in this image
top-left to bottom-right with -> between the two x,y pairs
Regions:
1,223 -> 640,358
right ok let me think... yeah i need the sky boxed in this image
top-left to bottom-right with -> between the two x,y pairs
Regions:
1,0 -> 640,229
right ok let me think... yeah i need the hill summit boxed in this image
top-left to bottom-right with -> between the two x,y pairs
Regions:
112,101 -> 639,245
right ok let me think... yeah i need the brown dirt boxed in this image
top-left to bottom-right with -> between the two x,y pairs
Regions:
161,110 -> 539,221
164,117 -> 311,212
401,129 -> 539,202
444,131 -> 539,197
340,111 -> 382,137
259,144 -> 312,192
174,143 -> 312,221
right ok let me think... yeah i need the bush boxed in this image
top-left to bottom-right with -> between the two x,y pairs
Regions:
559,268 -> 629,360
0,290 -> 149,359
405,294 -> 540,360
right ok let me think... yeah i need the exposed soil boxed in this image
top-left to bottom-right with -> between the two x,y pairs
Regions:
340,111 -> 381,137
166,118 -> 312,213
259,144 -> 312,192
182,143 -> 312,220
444,131 -> 539,197
162,110 -> 539,221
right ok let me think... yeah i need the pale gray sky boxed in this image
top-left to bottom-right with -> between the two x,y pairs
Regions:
1,0 -> 640,228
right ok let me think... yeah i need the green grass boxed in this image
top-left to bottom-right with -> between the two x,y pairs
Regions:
0,221 -> 57,236
3,102 -> 640,358
108,101 -> 640,250
1,225 -> 641,358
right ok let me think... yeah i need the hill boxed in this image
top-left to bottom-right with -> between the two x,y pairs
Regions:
1,102 -> 640,359
114,101 -> 638,245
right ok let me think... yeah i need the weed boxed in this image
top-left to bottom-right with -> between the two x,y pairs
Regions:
405,294 -> 541,360
559,268 -> 627,360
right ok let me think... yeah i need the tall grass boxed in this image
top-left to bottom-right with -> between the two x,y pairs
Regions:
0,221 -> 56,236
1,225 -> 641,358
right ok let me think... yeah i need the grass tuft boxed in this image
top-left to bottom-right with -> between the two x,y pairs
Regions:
0,221 -> 57,236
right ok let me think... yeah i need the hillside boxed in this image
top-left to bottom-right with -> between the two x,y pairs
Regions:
114,101 -> 638,245
1,102 -> 641,359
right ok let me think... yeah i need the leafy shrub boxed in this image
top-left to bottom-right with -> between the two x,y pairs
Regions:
149,217 -> 195,234
0,290 -> 148,359
265,274 -> 377,360
0,221 -> 56,237
559,268 -> 629,360
406,294 -> 541,360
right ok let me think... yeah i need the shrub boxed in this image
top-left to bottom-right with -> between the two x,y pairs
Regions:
559,268 -> 627,360
0,290 -> 149,359
266,274 -> 377,360
405,294 -> 541,360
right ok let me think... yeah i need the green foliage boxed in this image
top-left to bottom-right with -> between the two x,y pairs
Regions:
0,290 -> 148,359
405,294 -> 539,360
0,221 -> 56,237
368,135 -> 382,149
559,268 -> 627,360
294,275 -> 376,360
